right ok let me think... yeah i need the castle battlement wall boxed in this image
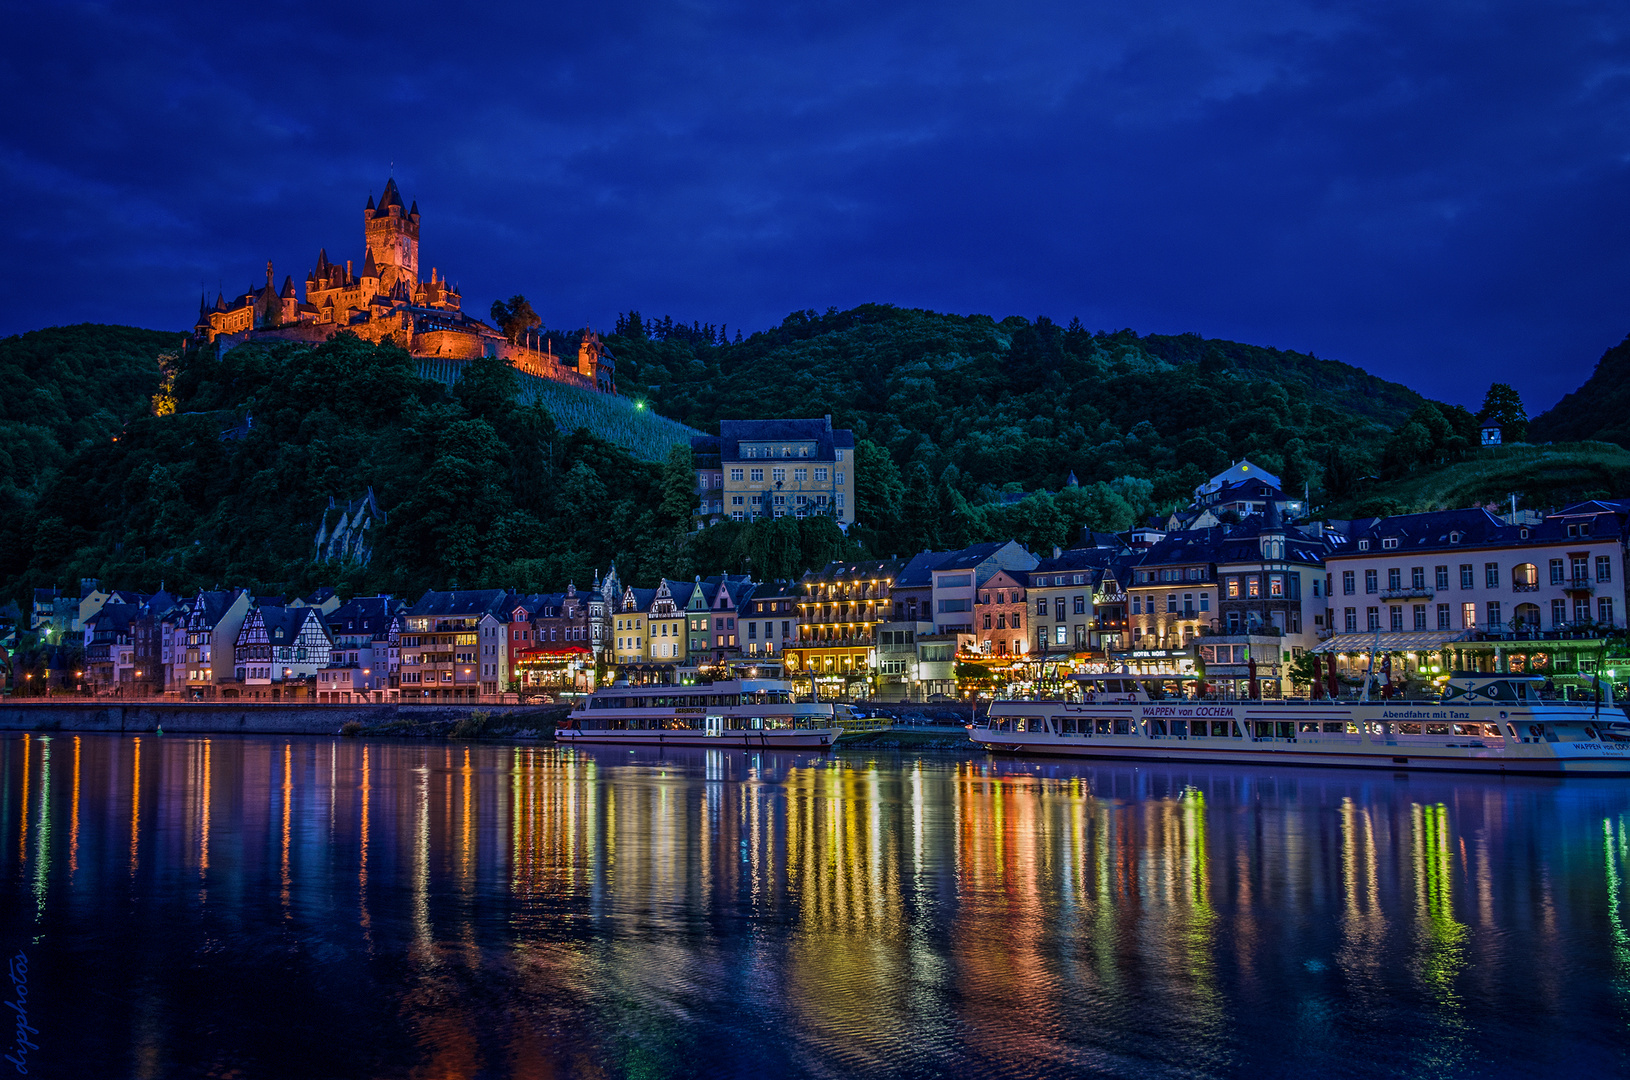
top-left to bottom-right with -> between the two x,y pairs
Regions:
193,179 -> 617,395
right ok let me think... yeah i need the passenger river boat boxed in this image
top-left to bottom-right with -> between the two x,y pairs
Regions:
558,678 -> 849,749
974,673 -> 1630,774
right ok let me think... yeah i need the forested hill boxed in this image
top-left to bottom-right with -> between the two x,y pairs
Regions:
0,324 -> 179,502
1530,333 -> 1630,448
0,311 -> 1454,606
609,305 -> 1426,513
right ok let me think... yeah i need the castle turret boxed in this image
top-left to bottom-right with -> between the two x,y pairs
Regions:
365,177 -> 419,293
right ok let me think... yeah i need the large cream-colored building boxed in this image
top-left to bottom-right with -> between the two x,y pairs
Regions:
692,417 -> 856,528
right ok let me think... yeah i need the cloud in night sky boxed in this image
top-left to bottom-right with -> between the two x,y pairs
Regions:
3,0 -> 1629,410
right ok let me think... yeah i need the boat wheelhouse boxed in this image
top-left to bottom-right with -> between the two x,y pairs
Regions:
974,673 -> 1630,774
559,678 -> 848,748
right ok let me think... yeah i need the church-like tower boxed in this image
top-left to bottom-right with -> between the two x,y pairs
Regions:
364,178 -> 419,293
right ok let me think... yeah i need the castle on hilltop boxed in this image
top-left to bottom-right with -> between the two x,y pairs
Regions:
192,178 -> 615,393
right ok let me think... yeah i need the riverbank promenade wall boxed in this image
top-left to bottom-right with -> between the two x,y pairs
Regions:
0,702 -> 550,736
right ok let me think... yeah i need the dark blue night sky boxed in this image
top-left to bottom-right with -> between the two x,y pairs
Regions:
4,0 -> 1628,410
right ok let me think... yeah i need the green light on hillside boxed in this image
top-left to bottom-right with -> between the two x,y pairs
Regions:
635,400 -> 646,410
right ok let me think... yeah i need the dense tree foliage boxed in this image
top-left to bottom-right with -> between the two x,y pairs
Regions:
1379,401 -> 1480,479
608,305 -> 1430,547
1531,335 -> 1630,448
0,324 -> 178,498
0,332 -> 705,603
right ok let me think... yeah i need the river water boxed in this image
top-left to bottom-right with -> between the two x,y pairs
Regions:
1,733 -> 1628,1078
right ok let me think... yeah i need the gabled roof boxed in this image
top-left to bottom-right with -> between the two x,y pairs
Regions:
662,579 -> 700,607
143,589 -> 180,619
933,542 -> 1007,572
191,589 -> 243,628
259,607 -> 312,645
404,589 -> 510,618
895,550 -> 957,588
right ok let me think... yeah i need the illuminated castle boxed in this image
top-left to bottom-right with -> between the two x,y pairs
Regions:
192,179 -> 615,393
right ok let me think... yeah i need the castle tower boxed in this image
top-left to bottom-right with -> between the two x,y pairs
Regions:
364,179 -> 419,294
577,328 -> 617,393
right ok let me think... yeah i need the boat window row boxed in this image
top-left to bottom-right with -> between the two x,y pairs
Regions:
572,715 -> 817,731
588,690 -> 796,709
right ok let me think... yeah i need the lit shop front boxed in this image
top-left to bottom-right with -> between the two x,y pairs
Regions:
510,644 -> 593,695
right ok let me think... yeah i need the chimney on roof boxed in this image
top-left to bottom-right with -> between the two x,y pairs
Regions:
1053,546 -> 1061,558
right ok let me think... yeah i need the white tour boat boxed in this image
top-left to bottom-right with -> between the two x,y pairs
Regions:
558,678 -> 849,749
974,673 -> 1630,774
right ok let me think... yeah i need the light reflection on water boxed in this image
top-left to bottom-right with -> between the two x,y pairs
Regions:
2,733 -> 1629,1078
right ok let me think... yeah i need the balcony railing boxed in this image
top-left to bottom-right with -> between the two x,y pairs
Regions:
1379,587 -> 1434,600
1564,578 -> 1596,593
1511,583 -> 1541,593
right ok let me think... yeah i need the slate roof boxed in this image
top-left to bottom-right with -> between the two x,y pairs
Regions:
894,550 -> 957,589
326,596 -> 397,639
260,607 -> 313,646
933,542 -> 1009,572
1325,507 -> 1626,559
404,589 -> 510,618
695,417 -> 855,461
800,559 -> 903,587
191,590 -> 243,629
86,603 -> 142,632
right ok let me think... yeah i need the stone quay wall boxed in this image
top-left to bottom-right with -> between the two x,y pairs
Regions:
0,702 -> 552,736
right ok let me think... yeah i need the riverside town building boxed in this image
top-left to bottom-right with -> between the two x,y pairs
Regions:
11,462 -> 1630,705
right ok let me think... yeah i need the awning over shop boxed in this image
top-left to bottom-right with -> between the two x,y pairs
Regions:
1311,630 -> 1471,655
513,645 -> 591,659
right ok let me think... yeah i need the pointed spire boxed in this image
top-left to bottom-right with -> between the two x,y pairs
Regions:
280,275 -> 296,299
361,247 -> 378,278
215,291 -> 226,311
408,199 -> 418,216
380,177 -> 403,209
366,192 -> 375,211
199,290 -> 209,315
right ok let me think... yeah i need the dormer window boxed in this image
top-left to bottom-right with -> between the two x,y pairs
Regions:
1520,528 -> 1529,540
1358,540 -> 1370,551
1382,538 -> 1398,550
1449,531 -> 1462,543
